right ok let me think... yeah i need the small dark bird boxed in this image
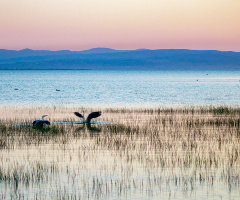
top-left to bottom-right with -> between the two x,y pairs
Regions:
14,88 -> 19,90
56,89 -> 60,91
33,115 -> 51,128
74,111 -> 101,123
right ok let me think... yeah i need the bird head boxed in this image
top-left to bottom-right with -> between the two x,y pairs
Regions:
42,115 -> 48,120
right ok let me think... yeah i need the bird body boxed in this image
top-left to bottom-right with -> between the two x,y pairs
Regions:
33,115 -> 51,128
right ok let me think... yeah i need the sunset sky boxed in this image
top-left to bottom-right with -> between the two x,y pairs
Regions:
1,0 -> 240,51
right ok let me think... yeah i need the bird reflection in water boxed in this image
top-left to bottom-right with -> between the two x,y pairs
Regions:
75,122 -> 101,134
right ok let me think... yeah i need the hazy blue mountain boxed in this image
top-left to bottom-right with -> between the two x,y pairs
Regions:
0,48 -> 73,59
0,48 -> 124,60
0,48 -> 239,70
79,47 -> 127,54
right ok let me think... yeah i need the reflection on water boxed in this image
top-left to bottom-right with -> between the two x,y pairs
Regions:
0,70 -> 240,107
74,123 -> 102,133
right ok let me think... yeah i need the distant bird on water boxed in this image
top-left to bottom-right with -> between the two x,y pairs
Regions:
33,115 -> 51,128
74,111 -> 101,123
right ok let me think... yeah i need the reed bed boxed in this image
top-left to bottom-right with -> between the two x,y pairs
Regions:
0,106 -> 240,199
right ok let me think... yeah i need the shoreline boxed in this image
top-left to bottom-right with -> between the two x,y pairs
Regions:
1,105 -> 239,125
1,104 -> 240,109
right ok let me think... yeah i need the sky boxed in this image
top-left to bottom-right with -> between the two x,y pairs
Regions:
0,0 -> 240,51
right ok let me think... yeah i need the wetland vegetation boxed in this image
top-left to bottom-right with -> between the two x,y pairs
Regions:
0,106 -> 240,199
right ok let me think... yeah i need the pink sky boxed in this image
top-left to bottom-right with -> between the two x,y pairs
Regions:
1,0 -> 240,51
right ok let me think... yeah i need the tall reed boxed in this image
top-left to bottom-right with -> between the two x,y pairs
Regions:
0,106 -> 239,199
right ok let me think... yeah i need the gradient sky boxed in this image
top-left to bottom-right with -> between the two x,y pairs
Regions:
1,0 -> 240,51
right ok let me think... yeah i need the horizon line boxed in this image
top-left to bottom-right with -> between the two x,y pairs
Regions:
1,47 -> 240,53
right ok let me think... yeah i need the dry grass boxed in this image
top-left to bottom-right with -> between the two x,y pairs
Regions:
0,106 -> 240,199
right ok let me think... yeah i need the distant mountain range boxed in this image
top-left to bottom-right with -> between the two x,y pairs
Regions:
0,48 -> 240,70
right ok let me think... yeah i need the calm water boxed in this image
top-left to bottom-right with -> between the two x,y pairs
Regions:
0,70 -> 240,107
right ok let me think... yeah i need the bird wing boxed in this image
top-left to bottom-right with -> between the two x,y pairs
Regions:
74,112 -> 84,118
86,111 -> 101,123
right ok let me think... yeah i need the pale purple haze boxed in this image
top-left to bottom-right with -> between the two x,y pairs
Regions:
1,0 -> 240,51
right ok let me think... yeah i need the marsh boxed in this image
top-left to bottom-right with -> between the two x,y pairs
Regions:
0,106 -> 239,199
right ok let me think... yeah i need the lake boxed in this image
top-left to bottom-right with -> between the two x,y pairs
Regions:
0,70 -> 240,107
1,71 -> 240,199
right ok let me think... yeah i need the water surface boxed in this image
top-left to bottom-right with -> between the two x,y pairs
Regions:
1,70 -> 239,107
